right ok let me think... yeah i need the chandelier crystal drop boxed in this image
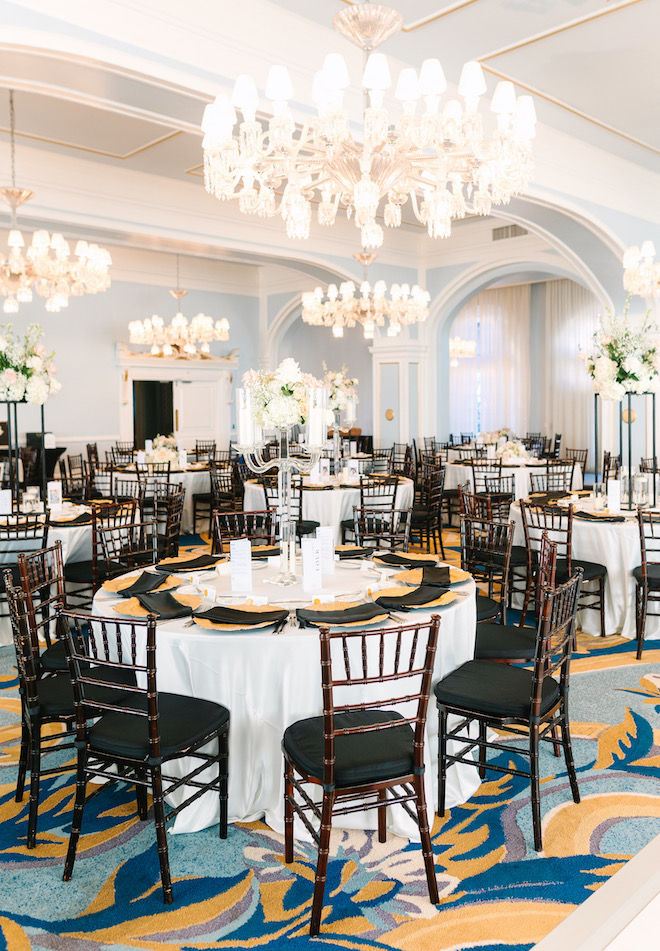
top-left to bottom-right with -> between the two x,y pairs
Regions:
201,2 -> 536,249
128,280 -> 230,358
301,252 -> 429,339
623,242 -> 660,297
0,92 -> 112,314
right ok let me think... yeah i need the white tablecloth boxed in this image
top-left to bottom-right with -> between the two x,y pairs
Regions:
444,462 -> 583,499
98,466 -> 211,535
93,557 -> 478,839
510,501 -> 648,638
243,478 -> 415,545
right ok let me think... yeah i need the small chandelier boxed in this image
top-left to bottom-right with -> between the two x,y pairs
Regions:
449,336 -> 476,367
623,242 -> 660,297
0,91 -> 112,314
301,252 -> 429,339
128,258 -> 229,358
201,2 -> 536,250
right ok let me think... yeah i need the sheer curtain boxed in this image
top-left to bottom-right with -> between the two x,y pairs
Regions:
544,279 -> 599,463
449,285 -> 531,436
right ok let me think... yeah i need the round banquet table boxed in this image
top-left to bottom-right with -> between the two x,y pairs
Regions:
243,477 -> 415,545
93,556 -> 478,839
444,461 -> 583,500
510,499 -> 651,639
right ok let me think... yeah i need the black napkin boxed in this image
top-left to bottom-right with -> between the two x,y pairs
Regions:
135,591 -> 194,619
193,605 -> 288,626
574,511 -> 626,523
157,553 -> 224,573
417,565 -> 451,586
50,512 -> 93,526
118,570 -> 172,598
304,484 -> 334,491
374,584 -> 448,609
336,546 -> 371,559
250,544 -> 280,559
374,553 -> 438,568
527,491 -> 568,505
296,603 -> 386,627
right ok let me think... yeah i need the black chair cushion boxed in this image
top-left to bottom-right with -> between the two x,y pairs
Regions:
33,672 -> 76,718
64,560 -> 107,584
633,564 -> 660,587
474,622 -> 537,661
87,692 -> 229,761
40,638 -> 68,672
283,710 -> 414,787
435,659 -> 560,719
340,518 -> 354,531
477,594 -> 500,622
297,520 -> 321,536
556,558 -> 606,582
192,492 -> 212,503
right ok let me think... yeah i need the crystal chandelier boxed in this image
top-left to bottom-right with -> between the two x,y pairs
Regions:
449,336 -> 476,367
0,91 -> 112,314
623,242 -> 660,297
128,260 -> 230,357
301,252 -> 429,339
201,2 -> 536,250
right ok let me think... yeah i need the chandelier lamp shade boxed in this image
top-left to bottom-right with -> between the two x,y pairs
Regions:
128,289 -> 230,358
201,1 -> 536,250
301,252 -> 429,339
0,91 -> 112,315
449,336 -> 476,367
623,242 -> 660,297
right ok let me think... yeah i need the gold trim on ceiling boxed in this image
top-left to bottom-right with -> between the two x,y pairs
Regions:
0,126 -> 182,160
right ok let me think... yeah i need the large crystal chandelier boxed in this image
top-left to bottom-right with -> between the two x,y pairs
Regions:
201,2 -> 536,250
128,260 -> 230,357
623,242 -> 660,297
0,91 -> 112,314
301,252 -> 429,339
449,336 -> 476,367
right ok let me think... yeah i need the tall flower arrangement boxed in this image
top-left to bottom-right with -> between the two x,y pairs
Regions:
322,363 -> 359,416
243,358 -> 322,431
0,323 -> 61,404
581,299 -> 659,401
146,434 -> 179,465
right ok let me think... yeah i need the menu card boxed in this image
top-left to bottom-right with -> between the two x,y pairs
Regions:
319,458 -> 330,481
350,441 -> 357,456
145,439 -> 153,452
607,480 -> 621,514
178,449 -> 187,470
0,489 -> 12,515
316,526 -> 334,574
309,460 -> 321,483
301,537 -> 323,592
230,538 -> 252,593
347,459 -> 359,482
136,450 -> 146,467
47,480 -> 62,514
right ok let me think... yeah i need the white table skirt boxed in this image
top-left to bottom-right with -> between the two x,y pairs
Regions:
510,502 -> 648,639
444,462 -> 583,499
243,478 -> 415,546
93,558 -> 478,839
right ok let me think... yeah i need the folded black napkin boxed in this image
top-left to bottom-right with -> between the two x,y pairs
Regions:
193,605 -> 288,626
118,570 -> 172,597
374,584 -> 448,609
527,491 -> 568,505
574,511 -> 626,523
296,603 -> 386,627
417,565 -> 451,586
250,544 -> 280,559
156,553 -> 224,573
304,484 -> 334,491
50,512 -> 93,526
135,591 -> 193,620
374,553 -> 438,568
336,546 -> 371,559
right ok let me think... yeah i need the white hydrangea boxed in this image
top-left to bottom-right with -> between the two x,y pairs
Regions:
25,375 -> 49,404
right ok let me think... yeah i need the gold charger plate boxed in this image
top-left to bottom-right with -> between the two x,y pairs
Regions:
304,600 -> 389,629
103,573 -> 181,594
112,593 -> 201,618
193,602 -> 281,632
393,566 -> 470,585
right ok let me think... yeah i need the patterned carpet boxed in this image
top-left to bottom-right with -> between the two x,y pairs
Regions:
0,531 -> 659,950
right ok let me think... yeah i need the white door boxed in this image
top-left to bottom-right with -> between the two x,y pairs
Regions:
173,380 -> 216,446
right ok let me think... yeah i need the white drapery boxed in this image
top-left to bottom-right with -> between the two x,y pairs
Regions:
449,284 -> 531,437
544,279 -> 599,465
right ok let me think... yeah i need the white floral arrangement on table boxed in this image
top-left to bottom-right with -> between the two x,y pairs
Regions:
243,358 -> 322,431
322,363 -> 359,417
146,433 -> 179,465
581,298 -> 659,402
496,439 -> 533,464
0,323 -> 61,404
480,427 -> 513,445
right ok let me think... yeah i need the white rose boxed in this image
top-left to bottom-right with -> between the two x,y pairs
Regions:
26,355 -> 43,371
25,376 -> 48,404
593,355 -> 617,384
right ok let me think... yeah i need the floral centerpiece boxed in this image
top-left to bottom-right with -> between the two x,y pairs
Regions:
581,298 -> 659,401
480,427 -> 513,445
496,439 -> 533,464
322,363 -> 359,417
146,433 -> 179,465
0,323 -> 61,404
243,358 -> 322,431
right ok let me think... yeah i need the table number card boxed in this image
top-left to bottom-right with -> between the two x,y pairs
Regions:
230,538 -> 253,593
309,460 -> 321,484
0,489 -> 12,515
319,458 -> 330,481
136,450 -> 146,467
144,439 -> 153,452
47,480 -> 62,513
178,449 -> 187,470
350,441 -> 357,456
301,537 -> 323,592
348,459 -> 359,482
316,526 -> 335,575
608,480 -> 621,513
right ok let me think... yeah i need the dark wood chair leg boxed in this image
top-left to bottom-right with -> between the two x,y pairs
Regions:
63,749 -> 89,882
27,726 -> 42,849
151,765 -> 174,904
636,584 -> 648,660
413,774 -> 439,904
599,577 -> 606,636
437,708 -> 447,816
15,719 -> 29,802
135,768 -> 148,820
219,727 -> 229,839
310,791 -> 335,937
560,713 -> 581,805
529,726 -> 542,851
377,790 -> 387,843
284,758 -> 294,864
478,722 -> 487,779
